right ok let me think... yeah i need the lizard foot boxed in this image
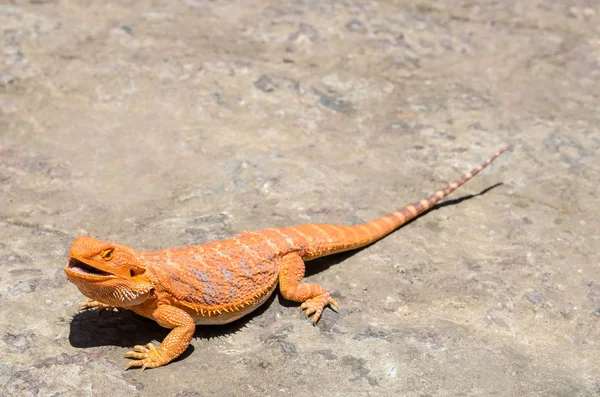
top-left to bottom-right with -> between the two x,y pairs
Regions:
125,343 -> 170,371
300,293 -> 339,325
79,300 -> 118,313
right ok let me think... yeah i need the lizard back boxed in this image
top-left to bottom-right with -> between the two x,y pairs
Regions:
140,230 -> 295,323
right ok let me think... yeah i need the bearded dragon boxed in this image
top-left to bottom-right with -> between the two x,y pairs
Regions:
65,146 -> 511,370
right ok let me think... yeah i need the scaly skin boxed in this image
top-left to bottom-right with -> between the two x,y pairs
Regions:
64,146 -> 511,370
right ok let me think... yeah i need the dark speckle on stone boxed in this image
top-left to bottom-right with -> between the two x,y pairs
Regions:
277,340 -> 297,358
125,378 -> 144,391
525,291 -> 544,305
184,228 -> 204,236
354,328 -> 387,341
469,122 -> 486,130
120,26 -> 133,35
451,147 -> 469,153
346,215 -> 365,225
345,20 -> 367,33
424,220 -> 442,232
8,268 -> 42,276
341,356 -> 378,385
0,254 -> 33,266
258,360 -> 272,369
193,213 -> 229,224
8,269 -> 68,298
522,217 -> 533,225
314,89 -> 353,113
175,391 -> 203,397
586,282 -> 600,303
316,349 -> 338,360
288,23 -> 319,41
342,355 -> 365,372
212,92 -> 225,104
254,75 -> 275,93
264,324 -> 297,358
254,75 -> 299,94
33,352 -> 89,368
3,332 -> 34,351
2,370 -> 44,397
514,201 -> 530,209
464,259 -> 481,271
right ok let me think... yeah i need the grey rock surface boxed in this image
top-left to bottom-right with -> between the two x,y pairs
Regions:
1,1 -> 599,396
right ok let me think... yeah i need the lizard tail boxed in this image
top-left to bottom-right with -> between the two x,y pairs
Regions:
362,144 -> 513,243
295,145 -> 512,260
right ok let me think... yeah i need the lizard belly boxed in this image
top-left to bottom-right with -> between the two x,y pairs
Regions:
188,282 -> 278,325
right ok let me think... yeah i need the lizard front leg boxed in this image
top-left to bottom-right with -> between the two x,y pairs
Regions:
79,300 -> 119,313
279,252 -> 338,324
125,304 -> 195,370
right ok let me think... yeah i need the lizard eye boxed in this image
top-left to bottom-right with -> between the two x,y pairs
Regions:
101,249 -> 113,261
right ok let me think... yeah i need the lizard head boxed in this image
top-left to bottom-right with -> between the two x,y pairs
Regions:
64,236 -> 154,307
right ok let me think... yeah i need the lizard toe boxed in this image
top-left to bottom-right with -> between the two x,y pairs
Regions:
300,293 -> 339,325
125,343 -> 167,371
79,300 -> 118,313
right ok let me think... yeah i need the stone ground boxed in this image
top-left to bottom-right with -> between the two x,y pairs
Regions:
1,0 -> 599,396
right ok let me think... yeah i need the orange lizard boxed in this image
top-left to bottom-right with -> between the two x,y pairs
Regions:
65,146 -> 511,370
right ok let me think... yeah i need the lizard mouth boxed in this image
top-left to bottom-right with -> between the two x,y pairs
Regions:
67,258 -> 113,277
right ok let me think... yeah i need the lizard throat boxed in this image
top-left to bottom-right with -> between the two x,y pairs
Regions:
68,258 -> 113,277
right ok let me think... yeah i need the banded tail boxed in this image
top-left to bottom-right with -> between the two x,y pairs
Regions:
283,145 -> 512,260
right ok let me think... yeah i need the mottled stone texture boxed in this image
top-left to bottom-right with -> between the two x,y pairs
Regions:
1,1 -> 598,396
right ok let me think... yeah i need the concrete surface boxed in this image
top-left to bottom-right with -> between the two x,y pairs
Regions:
1,0 -> 599,396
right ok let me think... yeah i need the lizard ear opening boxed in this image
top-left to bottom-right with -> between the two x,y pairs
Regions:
127,265 -> 146,278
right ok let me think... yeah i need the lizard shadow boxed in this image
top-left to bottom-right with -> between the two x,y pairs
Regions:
299,183 -> 504,281
68,292 -> 277,358
68,183 -> 501,357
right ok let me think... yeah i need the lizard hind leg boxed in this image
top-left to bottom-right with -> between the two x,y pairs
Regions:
279,252 -> 339,325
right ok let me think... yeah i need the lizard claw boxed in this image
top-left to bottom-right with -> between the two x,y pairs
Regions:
79,300 -> 118,313
125,343 -> 168,371
300,293 -> 339,325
